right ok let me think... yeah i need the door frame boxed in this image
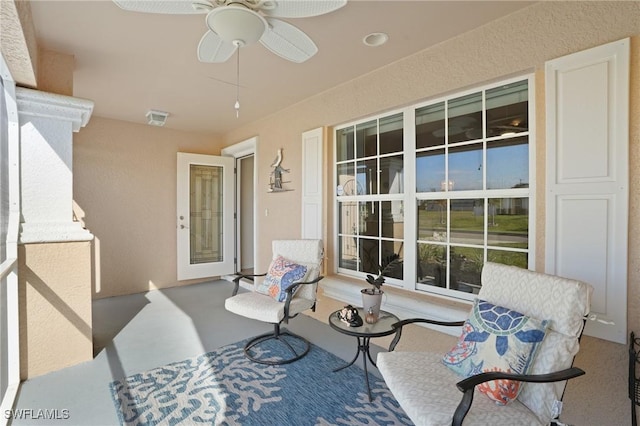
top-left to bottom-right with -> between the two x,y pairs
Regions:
222,136 -> 258,277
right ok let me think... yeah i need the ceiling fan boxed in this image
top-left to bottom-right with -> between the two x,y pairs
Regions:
113,0 -> 347,63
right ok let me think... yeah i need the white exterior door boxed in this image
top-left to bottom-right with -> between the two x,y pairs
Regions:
177,152 -> 235,280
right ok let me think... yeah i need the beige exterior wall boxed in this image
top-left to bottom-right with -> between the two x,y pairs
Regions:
222,1 -> 640,300
73,116 -> 223,298
18,242 -> 92,379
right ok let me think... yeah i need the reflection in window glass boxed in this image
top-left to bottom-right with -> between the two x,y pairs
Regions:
359,201 -> 379,237
359,238 -> 379,274
487,137 -> 528,189
448,92 -> 482,143
356,120 -> 377,158
416,149 -> 445,192
339,235 -> 357,271
449,144 -> 483,191
336,163 -> 355,194
380,155 -> 403,194
486,80 -> 528,138
381,239 -> 403,279
416,102 -> 445,149
488,249 -> 527,269
380,113 -> 403,155
487,198 -> 528,249
417,200 -> 447,241
417,243 -> 446,287
450,246 -> 483,293
356,159 -> 377,195
450,199 -> 484,245
338,202 -> 357,235
382,201 -> 404,239
336,126 -> 354,162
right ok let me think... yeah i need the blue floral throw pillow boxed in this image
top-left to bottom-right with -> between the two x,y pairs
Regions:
256,255 -> 307,302
442,299 -> 548,405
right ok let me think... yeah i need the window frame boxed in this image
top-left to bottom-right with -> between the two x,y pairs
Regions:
333,74 -> 535,301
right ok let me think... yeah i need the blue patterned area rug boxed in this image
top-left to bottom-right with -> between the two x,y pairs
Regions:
109,339 -> 412,425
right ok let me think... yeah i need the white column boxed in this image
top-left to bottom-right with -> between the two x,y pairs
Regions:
16,88 -> 94,243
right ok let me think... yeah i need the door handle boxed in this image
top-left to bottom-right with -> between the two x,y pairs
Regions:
180,224 -> 189,229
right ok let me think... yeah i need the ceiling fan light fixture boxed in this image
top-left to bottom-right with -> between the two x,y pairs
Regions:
206,6 -> 267,45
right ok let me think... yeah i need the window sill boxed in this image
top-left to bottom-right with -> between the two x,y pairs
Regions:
320,274 -> 471,337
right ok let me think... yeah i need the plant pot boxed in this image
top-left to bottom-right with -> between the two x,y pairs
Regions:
361,289 -> 383,317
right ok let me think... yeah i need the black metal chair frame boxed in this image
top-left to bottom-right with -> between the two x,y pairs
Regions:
388,317 -> 587,426
629,331 -> 640,426
231,272 -> 323,365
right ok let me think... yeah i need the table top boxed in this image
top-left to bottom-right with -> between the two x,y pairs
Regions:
328,307 -> 399,338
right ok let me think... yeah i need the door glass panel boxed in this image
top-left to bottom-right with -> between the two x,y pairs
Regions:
487,136 -> 529,189
450,199 -> 484,245
416,102 -> 445,149
488,249 -> 528,269
448,92 -> 482,143
381,240 -> 403,279
417,200 -> 447,241
190,165 -> 223,264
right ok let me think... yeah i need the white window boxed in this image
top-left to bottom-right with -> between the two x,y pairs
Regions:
334,76 -> 534,300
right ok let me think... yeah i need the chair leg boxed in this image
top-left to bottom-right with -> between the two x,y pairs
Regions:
243,323 -> 311,365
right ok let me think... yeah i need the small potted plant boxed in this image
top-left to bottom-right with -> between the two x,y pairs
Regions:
361,257 -> 401,318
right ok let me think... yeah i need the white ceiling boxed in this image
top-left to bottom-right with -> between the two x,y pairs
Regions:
30,1 -> 534,136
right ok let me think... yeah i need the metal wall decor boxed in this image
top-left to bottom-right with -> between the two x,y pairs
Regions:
268,147 -> 292,192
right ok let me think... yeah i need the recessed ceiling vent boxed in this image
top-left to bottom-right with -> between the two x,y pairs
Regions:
146,110 -> 169,126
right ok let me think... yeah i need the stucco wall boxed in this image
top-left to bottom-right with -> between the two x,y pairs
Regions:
18,242 -> 92,379
73,117 -> 223,298
221,1 -> 640,326
218,3 -> 640,424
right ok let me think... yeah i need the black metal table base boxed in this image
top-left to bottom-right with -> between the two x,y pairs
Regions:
333,336 -> 376,401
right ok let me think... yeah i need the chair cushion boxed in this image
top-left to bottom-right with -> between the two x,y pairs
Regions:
478,262 -> 592,421
442,299 -> 548,405
225,291 -> 315,324
377,351 -> 544,426
255,255 -> 307,302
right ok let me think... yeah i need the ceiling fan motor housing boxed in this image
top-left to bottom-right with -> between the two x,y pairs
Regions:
206,5 -> 267,45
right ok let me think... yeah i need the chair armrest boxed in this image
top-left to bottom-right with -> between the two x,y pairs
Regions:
452,367 -> 585,426
283,275 -> 324,322
388,318 -> 465,351
231,273 -> 266,296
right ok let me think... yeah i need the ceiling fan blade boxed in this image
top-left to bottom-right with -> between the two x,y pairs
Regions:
260,0 -> 347,18
260,18 -> 317,63
198,31 -> 237,63
113,0 -> 213,14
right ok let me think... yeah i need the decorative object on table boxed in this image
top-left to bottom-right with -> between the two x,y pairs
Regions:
361,257 -> 402,317
338,304 -> 363,327
365,307 -> 378,324
268,147 -> 292,192
110,338 -> 411,425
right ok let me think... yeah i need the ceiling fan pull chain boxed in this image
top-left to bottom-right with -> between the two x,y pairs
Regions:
235,43 -> 240,118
